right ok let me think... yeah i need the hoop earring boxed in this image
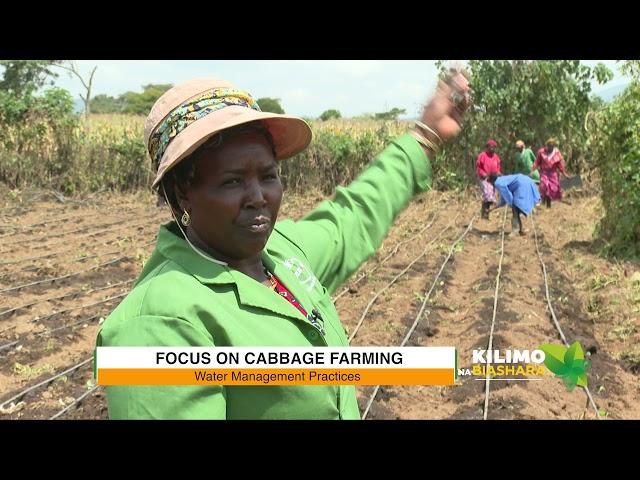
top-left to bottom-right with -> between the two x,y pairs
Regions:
181,210 -> 191,226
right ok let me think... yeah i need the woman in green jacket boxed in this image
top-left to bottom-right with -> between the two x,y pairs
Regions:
96,72 -> 470,419
513,140 -> 540,184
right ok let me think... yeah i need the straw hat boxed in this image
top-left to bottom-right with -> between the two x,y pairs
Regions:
145,77 -> 312,189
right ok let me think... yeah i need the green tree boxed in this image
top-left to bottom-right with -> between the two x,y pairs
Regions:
257,97 -> 284,114
54,61 -> 98,115
0,86 -> 78,190
374,107 -> 406,121
0,89 -> 34,124
90,94 -> 126,114
587,63 -> 640,258
589,94 -> 606,111
0,60 -> 61,97
433,60 -> 613,182
38,87 -> 76,118
319,109 -> 342,121
620,60 -> 640,78
120,83 -> 173,115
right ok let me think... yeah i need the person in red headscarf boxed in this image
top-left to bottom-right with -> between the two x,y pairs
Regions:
476,139 -> 502,219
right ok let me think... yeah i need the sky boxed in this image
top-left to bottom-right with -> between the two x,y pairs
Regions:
49,60 -> 634,118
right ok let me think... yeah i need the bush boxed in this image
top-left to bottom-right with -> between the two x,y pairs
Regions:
0,87 -> 79,192
588,80 -> 640,258
0,112 -> 414,195
319,109 -> 341,121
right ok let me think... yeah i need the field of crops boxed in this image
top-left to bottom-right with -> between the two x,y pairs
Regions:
1,186 -> 639,419
0,114 -> 416,196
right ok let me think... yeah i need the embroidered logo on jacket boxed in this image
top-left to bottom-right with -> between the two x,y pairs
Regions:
282,257 -> 318,292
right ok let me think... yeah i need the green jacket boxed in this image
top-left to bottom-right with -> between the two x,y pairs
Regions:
514,148 -> 540,183
96,134 -> 432,419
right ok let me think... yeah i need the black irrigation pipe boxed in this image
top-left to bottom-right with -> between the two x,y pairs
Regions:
0,212 -> 136,246
0,256 -> 132,294
0,211 -> 105,239
348,212 -> 462,343
482,209 -> 507,420
333,203 -> 447,302
0,278 -> 135,319
530,213 -> 601,419
49,385 -> 102,420
26,292 -> 128,325
0,357 -> 93,411
362,214 -> 477,419
0,222 -> 159,267
0,196 -> 146,226
0,204 -> 77,222
20,238 -> 155,272
0,212 -> 162,254
0,313 -> 105,352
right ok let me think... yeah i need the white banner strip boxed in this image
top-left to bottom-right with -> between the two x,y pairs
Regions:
96,346 -> 456,369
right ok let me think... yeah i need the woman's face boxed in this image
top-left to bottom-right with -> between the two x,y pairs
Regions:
179,131 -> 283,261
546,143 -> 554,153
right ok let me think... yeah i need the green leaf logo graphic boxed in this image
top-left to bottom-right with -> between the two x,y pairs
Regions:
539,342 -> 590,391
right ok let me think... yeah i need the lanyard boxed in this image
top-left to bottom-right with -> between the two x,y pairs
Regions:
264,268 -> 325,336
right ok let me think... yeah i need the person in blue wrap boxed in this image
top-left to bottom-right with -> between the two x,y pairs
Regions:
487,173 -> 541,236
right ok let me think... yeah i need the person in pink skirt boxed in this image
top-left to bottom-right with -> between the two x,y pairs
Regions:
532,137 -> 569,208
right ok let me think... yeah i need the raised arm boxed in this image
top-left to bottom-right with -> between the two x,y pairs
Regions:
277,72 -> 471,294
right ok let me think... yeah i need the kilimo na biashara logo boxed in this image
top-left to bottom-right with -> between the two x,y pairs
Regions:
458,341 -> 591,392
539,341 -> 591,392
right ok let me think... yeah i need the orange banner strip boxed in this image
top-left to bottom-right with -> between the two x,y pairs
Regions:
98,368 -> 455,386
